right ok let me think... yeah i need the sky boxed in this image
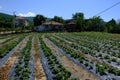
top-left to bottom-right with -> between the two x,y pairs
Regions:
0,0 -> 120,21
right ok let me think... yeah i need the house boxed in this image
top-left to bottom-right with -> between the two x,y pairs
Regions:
65,19 -> 89,32
34,21 -> 64,32
14,17 -> 29,27
65,19 -> 77,32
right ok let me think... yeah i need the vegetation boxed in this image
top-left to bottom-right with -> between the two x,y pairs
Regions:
0,32 -> 120,80
13,36 -> 32,80
45,32 -> 120,79
72,12 -> 85,31
33,14 -> 46,26
0,13 -> 33,32
0,14 -> 14,31
51,16 -> 65,24
39,35 -> 73,80
0,12 -> 120,34
0,34 -> 27,58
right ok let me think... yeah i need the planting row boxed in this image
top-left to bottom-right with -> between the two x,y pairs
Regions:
0,34 -> 18,45
46,34 -> 120,80
39,35 -> 77,80
10,36 -> 34,80
0,34 -> 28,59
53,34 -> 120,69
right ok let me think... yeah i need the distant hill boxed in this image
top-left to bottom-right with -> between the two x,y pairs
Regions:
0,13 -> 12,18
0,13 -> 34,23
0,13 -> 55,23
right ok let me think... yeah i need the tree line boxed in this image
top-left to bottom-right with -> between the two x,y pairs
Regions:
33,12 -> 120,33
0,12 -> 120,34
72,12 -> 120,33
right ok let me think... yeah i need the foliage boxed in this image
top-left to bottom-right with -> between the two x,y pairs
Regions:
0,14 -> 14,30
106,19 -> 117,33
33,14 -> 46,26
72,12 -> 84,31
86,16 -> 105,32
51,16 -> 65,24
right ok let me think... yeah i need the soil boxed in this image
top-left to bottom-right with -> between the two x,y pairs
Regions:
0,37 -> 29,80
43,37 -> 99,80
32,36 -> 46,80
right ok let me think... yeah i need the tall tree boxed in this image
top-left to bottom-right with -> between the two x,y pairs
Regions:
72,12 -> 84,31
106,19 -> 117,33
86,16 -> 105,32
33,14 -> 46,26
51,16 -> 65,24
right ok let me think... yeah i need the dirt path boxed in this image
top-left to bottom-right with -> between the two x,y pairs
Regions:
32,36 -> 46,80
43,37 -> 99,80
0,37 -> 29,80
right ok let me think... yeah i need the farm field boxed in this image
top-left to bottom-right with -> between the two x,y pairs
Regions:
0,32 -> 120,80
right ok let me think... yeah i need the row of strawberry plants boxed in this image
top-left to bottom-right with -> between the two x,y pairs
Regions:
57,33 -> 119,54
47,35 -> 120,80
0,34 -> 28,59
0,34 -> 18,45
0,34 -> 21,48
55,33 -> 120,62
63,33 -> 120,52
70,35 -> 119,55
39,35 -> 77,80
54,34 -> 120,68
58,33 -> 120,52
47,36 -> 96,72
10,36 -> 33,80
0,35 -> 29,68
53,34 -> 120,67
56,35 -> 119,60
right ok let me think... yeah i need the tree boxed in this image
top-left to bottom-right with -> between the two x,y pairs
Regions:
116,22 -> 120,33
106,19 -> 117,33
33,14 -> 46,26
51,16 -> 65,24
86,16 -> 105,32
0,15 -> 14,31
72,12 -> 84,31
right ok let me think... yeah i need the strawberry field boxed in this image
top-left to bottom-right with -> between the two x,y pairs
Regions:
0,32 -> 120,80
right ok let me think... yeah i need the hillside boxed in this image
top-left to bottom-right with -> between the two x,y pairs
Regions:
0,13 -> 12,18
0,13 -> 34,23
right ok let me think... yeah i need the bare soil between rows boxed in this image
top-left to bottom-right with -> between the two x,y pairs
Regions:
32,36 -> 46,80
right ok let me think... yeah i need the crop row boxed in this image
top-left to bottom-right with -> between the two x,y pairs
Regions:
39,35 -> 77,80
0,34 -> 28,59
0,34 -> 18,45
46,34 -> 120,80
53,34 -> 120,68
56,34 -> 120,66
11,36 -> 33,80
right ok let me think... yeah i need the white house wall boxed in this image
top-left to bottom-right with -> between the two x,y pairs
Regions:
34,25 -> 64,32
